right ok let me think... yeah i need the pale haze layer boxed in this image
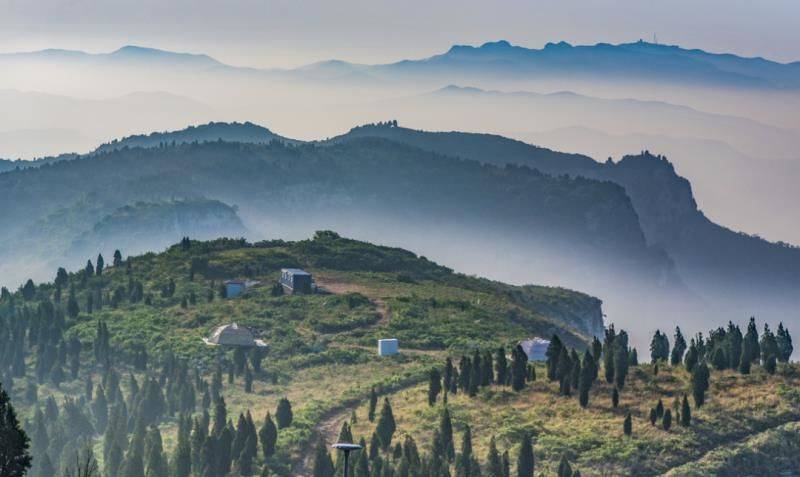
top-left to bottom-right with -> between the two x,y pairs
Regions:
2,0 -> 800,67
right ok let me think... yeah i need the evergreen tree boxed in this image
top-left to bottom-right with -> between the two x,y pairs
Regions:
628,347 -> 639,366
612,387 -> 619,408
312,439 -> 335,477
96,254 -> 105,276
649,330 -> 669,363
684,339 -> 699,372
578,350 -> 595,408
556,346 -> 572,396
662,410 -> 672,431
144,426 -> 168,477
0,382 -> 31,477
354,437 -> 369,477
455,425 -> 478,477
545,335 -> 564,381
276,398 -> 293,429
486,436 -> 503,477
468,351 -> 480,397
482,349 -> 494,386
760,324 -> 778,375
114,250 -> 123,267
511,345 -> 527,391
744,317 -> 760,364
557,454 -> 573,477
428,368 -> 442,405
623,413 -> 632,436
213,397 -> 228,435
655,399 -> 664,418
173,415 -> 192,477
216,427 -> 233,475
502,450 -> 510,477
516,432 -> 534,477
439,407 -> 455,462
259,412 -> 278,459
726,322 -> 743,370
376,398 -> 396,450
591,337 -> 602,367
613,339 -> 629,389
776,322 -> 793,363
495,347 -> 508,385
691,362 -> 710,407
368,387 -> 378,422
649,408 -> 657,426
671,327 -> 687,366
680,395 -> 691,427
603,326 -> 616,384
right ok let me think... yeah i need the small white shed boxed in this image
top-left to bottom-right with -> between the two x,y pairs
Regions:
378,339 -> 399,356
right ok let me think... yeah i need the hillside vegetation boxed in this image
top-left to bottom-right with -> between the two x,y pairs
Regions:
0,232 -> 602,476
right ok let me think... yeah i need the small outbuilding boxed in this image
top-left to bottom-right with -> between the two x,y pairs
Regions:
378,339 -> 399,356
203,323 -> 267,348
280,268 -> 313,294
519,337 -> 550,362
224,279 -> 261,298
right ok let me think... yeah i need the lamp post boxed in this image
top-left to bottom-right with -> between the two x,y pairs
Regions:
332,442 -> 362,477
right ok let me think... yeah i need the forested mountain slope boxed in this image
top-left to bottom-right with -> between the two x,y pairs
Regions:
0,136 -> 675,294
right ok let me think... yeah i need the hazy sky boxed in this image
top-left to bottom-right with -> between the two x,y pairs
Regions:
2,0 -> 800,68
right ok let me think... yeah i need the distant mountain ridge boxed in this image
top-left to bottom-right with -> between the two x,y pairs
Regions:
5,40 -> 800,89
94,121 -> 298,154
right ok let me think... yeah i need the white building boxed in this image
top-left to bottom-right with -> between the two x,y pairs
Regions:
203,323 -> 267,348
378,339 -> 399,356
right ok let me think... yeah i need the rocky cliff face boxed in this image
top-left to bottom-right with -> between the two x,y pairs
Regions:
512,285 -> 605,339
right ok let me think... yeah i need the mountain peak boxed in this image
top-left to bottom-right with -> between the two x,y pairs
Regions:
479,40 -> 513,49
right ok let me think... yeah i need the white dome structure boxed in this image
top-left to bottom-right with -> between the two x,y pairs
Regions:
203,323 -> 267,348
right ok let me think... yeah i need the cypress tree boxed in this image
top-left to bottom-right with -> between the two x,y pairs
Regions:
502,450 -> 510,477
726,322 -> 743,369
556,346 -> 572,396
368,387 -> 378,422
455,425 -> 477,477
623,413 -> 632,436
486,436 -> 503,477
557,454 -> 573,477
482,349 -> 494,386
680,395 -> 691,427
231,414 -> 249,463
744,317 -> 760,364
468,351 -> 481,397
275,398 -> 293,429
516,432 -> 534,477
511,345 -> 527,391
662,409 -> 672,431
776,322 -> 793,363
355,437 -> 369,477
602,327 -> 617,374
375,398 -> 396,450
684,339 -> 699,372
671,327 -> 687,366
495,347 -> 508,385
217,427 -> 233,475
691,362 -> 710,407
612,387 -> 619,408
578,350 -> 594,408
591,336 -> 602,371
655,399 -> 664,418
428,368 -> 442,405
96,254 -> 104,276
649,408 -> 657,426
613,340 -> 629,389
760,324 -> 778,375
545,335 -> 564,381
570,349 -> 581,391
213,397 -> 227,435
0,382 -> 31,477
312,439 -> 334,477
439,407 -> 455,462
144,426 -> 168,477
259,412 -> 277,459
443,358 -> 454,391
174,415 -> 192,477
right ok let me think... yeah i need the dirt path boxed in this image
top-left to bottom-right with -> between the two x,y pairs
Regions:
292,374 -> 428,476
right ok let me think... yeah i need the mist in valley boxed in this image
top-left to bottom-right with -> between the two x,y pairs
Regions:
1,39 -> 799,359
